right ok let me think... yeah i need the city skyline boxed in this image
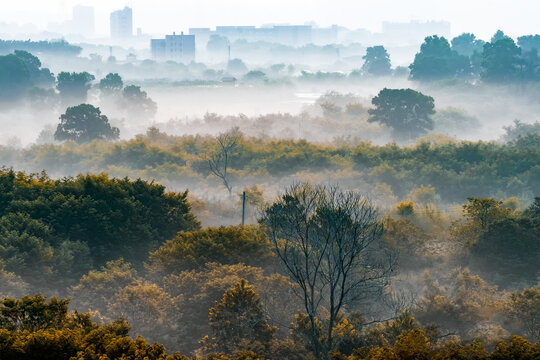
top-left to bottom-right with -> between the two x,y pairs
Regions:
1,0 -> 539,40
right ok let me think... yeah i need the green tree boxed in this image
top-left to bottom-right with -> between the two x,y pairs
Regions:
102,141 -> 186,170
201,279 -> 276,355
409,35 -> 471,80
243,70 -> 267,83
0,213 -> 56,282
0,294 -> 69,331
0,211 -> 91,289
490,336 -> 538,360
508,285 -> 540,342
227,58 -> 248,76
518,35 -> 540,52
491,30 -> 510,43
107,283 -> 180,349
147,225 -> 272,275
502,120 -> 540,143
462,198 -> 510,231
99,72 -> 123,93
56,71 -> 95,104
481,38 -> 522,82
450,197 -> 509,247
122,85 -> 157,120
162,262 -> 298,354
0,39 -> 82,56
451,33 -> 485,57
524,197 -> 540,219
54,104 -> 119,143
520,48 -> 540,81
13,50 -> 42,71
0,293 -> 182,360
362,46 -> 392,76
0,51 -> 54,102
368,88 -> 435,141
13,50 -> 54,87
27,87 -> 59,111
470,215 -> 539,281
71,259 -> 138,312
269,63 -> 285,74
0,54 -> 30,100
0,169 -> 200,266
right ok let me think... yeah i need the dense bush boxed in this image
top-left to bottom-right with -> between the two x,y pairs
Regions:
1,133 -> 537,202
3,291 -> 540,360
147,225 -> 273,275
0,169 -> 200,284
0,294 -> 184,360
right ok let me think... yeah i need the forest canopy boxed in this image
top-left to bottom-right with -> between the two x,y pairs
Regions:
0,168 -> 199,283
1,23 -> 540,360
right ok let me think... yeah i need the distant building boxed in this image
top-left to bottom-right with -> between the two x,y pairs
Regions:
208,25 -> 312,46
72,5 -> 94,36
381,20 -> 451,45
189,28 -> 212,48
272,25 -> 311,45
110,6 -> 133,40
151,39 -> 166,59
151,32 -> 195,62
215,26 -> 257,38
189,28 -> 212,37
312,25 -> 340,45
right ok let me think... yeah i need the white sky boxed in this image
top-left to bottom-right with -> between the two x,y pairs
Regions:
1,0 -> 538,40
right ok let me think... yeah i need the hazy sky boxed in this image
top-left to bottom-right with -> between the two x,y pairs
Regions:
1,0 -> 538,39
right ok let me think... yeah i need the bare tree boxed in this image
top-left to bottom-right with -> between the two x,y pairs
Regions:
207,127 -> 241,195
260,183 -> 394,359
381,287 -> 418,316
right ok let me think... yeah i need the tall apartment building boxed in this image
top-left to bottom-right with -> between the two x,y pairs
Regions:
151,32 -> 195,63
110,7 -> 133,40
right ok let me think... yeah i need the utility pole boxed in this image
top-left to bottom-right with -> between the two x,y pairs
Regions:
241,191 -> 246,225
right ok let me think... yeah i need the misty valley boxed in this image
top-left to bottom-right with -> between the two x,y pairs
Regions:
0,23 -> 539,360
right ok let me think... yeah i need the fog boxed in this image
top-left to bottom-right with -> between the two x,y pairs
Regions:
2,74 -> 538,146
3,0 -> 540,39
0,4 -> 539,358
0,43 -> 538,227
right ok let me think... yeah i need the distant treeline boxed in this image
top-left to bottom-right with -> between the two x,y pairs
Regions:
0,39 -> 81,56
1,131 -> 537,203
